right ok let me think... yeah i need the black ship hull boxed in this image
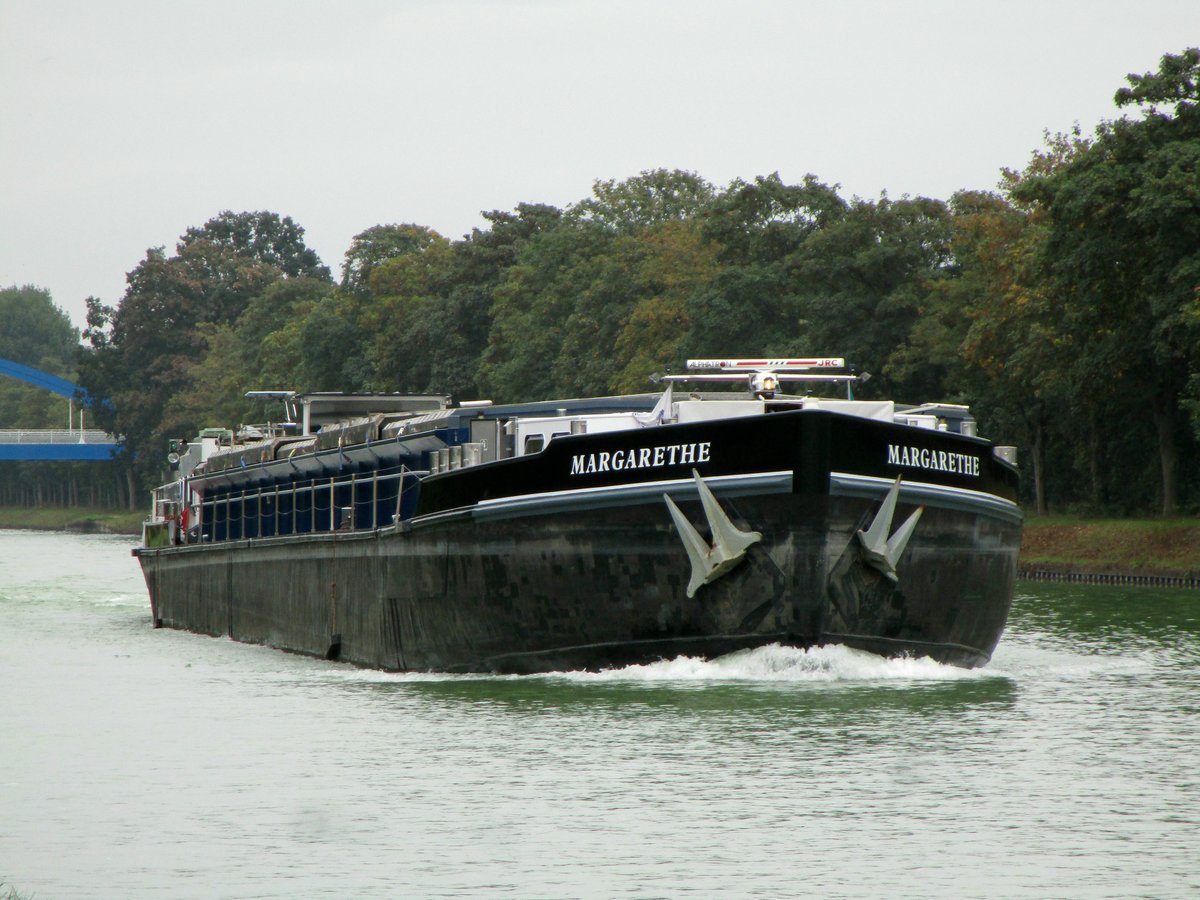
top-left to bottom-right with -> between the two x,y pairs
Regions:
137,410 -> 1022,673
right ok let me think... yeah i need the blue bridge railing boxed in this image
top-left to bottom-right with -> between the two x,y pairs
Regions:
0,429 -> 120,461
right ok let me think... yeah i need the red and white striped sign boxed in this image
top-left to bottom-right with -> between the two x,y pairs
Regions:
686,358 -> 844,371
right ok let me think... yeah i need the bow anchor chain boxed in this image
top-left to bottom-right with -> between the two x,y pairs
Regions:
664,469 -> 763,598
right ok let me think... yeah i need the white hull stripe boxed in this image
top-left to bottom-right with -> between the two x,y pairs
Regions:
829,472 -> 1023,524
471,470 -> 794,522
404,470 -> 794,525
410,469 -> 1021,527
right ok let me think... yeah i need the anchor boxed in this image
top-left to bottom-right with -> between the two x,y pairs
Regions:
856,475 -> 923,582
664,469 -> 762,598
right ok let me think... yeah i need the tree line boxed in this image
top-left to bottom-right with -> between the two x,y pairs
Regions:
4,49 -> 1199,516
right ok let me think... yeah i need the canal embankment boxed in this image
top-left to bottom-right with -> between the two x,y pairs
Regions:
1019,518 -> 1200,587
0,506 -> 145,535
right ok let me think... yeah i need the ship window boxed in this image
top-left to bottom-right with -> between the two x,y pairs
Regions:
523,434 -> 545,454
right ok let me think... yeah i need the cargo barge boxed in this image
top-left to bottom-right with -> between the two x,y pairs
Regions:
134,359 -> 1023,672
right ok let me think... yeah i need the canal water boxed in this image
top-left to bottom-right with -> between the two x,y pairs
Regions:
1,530 -> 1197,899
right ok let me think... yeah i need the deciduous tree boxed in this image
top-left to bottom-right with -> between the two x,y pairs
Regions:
1014,49 -> 1200,515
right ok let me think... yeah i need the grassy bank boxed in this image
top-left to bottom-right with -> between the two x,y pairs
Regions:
0,506 -> 144,535
1021,517 -> 1200,577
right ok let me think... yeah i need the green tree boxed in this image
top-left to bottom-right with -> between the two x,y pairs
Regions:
180,210 -> 331,281
947,188 -> 1060,513
679,174 -> 849,363
160,323 -> 258,439
409,204 -> 564,399
478,175 -> 730,402
788,195 -> 955,400
1014,49 -> 1200,515
572,169 -> 716,232
0,285 -> 79,430
480,217 -> 614,401
236,276 -> 337,379
700,173 -> 847,265
289,291 -> 374,392
341,223 -> 445,296
609,220 -> 723,391
77,213 -> 326,503
0,284 -> 78,372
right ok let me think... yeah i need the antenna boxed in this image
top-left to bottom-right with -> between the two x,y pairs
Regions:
245,390 -> 298,425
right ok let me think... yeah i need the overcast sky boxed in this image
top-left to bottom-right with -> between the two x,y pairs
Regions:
1,0 -> 1194,332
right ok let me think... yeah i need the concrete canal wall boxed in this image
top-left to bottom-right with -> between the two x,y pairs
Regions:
1019,568 -> 1200,589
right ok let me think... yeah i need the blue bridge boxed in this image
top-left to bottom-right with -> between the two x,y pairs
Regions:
0,357 -> 121,461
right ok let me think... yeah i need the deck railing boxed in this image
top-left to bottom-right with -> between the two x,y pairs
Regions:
188,465 -> 423,544
0,429 -> 116,444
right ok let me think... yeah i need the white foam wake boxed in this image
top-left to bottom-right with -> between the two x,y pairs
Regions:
280,642 -> 996,688
555,642 -> 990,684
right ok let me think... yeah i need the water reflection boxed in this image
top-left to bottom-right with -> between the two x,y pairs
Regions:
1010,582 -> 1200,654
